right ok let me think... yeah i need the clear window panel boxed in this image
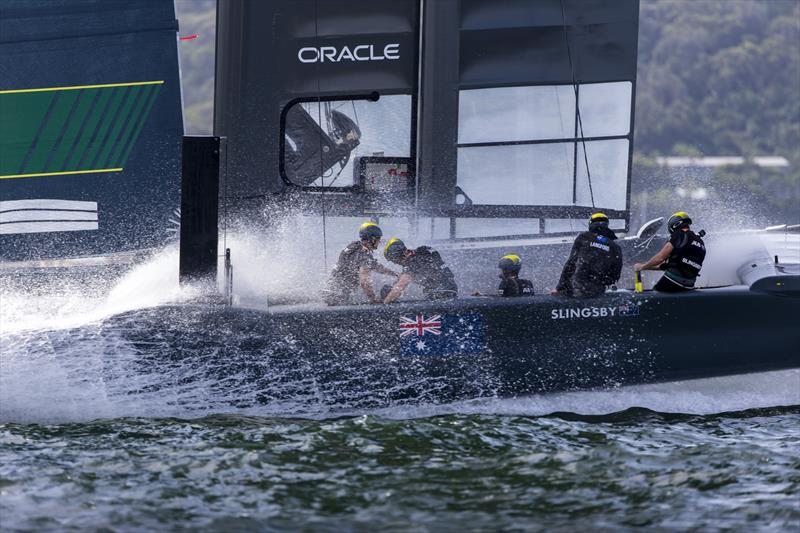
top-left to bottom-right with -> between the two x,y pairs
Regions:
377,216 -> 412,242
292,216 -> 365,252
456,218 -> 541,238
458,85 -> 576,144
578,82 -> 632,138
457,143 -> 575,205
416,217 -> 453,241
575,139 -> 629,210
283,95 -> 411,187
609,219 -> 627,232
545,218 -> 627,234
545,219 -> 586,233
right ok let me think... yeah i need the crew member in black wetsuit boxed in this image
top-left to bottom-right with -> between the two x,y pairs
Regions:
497,254 -> 534,297
634,211 -> 706,292
551,213 -> 623,298
382,238 -> 457,303
323,222 -> 398,305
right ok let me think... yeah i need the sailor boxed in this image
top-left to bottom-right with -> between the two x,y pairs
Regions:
323,222 -> 399,305
381,238 -> 457,303
497,254 -> 534,297
551,213 -> 623,298
634,211 -> 706,292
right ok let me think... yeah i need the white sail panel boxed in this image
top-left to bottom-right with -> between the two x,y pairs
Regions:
457,143 -> 575,205
458,85 -> 576,144
575,139 -> 629,209
578,82 -> 632,138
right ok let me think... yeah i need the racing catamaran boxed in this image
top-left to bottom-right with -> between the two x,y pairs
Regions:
2,0 -> 797,407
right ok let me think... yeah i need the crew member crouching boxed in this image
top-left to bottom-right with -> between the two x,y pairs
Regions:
382,238 -> 457,303
497,254 -> 534,297
634,211 -> 706,292
323,222 -> 398,305
551,213 -> 623,298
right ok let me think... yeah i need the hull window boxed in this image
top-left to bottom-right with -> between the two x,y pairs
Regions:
282,95 -> 411,188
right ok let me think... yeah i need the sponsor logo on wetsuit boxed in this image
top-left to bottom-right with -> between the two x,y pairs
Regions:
551,303 -> 640,319
682,257 -> 702,269
590,241 -> 611,252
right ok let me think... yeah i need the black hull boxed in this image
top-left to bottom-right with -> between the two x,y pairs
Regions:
106,282 -> 800,409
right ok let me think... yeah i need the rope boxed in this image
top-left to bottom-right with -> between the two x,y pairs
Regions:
222,134 -> 228,257
313,0 -> 328,272
559,0 -> 595,208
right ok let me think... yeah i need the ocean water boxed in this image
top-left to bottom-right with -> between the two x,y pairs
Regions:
2,251 -> 799,531
2,406 -> 799,531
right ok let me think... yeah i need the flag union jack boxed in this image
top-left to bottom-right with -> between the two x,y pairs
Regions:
399,314 -> 442,337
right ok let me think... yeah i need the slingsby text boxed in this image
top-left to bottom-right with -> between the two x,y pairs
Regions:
550,304 -> 641,319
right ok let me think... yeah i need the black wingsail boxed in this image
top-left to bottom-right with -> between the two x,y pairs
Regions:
213,0 -> 638,241
0,0 -> 184,263
214,0 -> 420,203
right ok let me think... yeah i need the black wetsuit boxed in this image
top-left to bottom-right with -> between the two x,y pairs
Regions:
654,230 -> 706,292
404,246 -> 457,299
324,241 -> 378,305
498,275 -> 534,297
556,228 -> 623,298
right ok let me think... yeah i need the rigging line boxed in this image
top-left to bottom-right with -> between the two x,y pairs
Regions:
222,135 -> 229,260
559,0 -> 595,208
324,101 -> 333,134
313,0 -> 328,272
351,99 -> 360,129
325,160 -> 348,188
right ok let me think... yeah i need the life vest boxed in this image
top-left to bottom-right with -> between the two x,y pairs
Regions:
329,241 -> 376,291
406,246 -> 457,296
665,230 -> 706,281
575,231 -> 623,286
498,277 -> 534,297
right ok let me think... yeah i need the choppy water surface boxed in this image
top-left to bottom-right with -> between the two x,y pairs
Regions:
2,255 -> 799,531
2,408 -> 799,531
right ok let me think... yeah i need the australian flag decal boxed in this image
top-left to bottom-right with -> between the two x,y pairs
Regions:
618,302 -> 641,316
399,313 -> 485,356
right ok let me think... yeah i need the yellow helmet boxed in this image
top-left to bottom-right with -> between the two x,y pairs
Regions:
384,237 -> 406,262
498,254 -> 521,273
589,212 -> 609,230
358,222 -> 382,240
668,212 -> 692,233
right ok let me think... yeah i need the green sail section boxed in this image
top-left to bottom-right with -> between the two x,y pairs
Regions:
65,89 -> 112,171
0,92 -> 54,176
0,83 -> 162,178
119,85 -> 162,166
22,90 -> 79,174
95,87 -> 137,169
46,89 -> 98,172
80,87 -> 127,171
108,84 -> 154,168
